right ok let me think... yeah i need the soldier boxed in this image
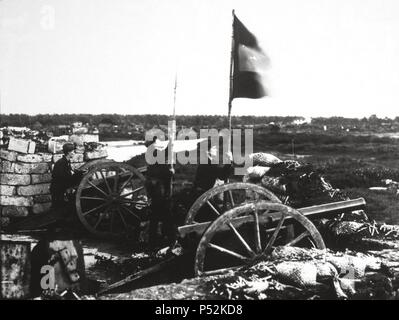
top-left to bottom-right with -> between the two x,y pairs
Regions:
193,141 -> 234,196
50,143 -> 83,213
145,137 -> 176,250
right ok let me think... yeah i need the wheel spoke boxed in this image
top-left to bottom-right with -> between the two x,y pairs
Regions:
208,243 -> 249,262
227,222 -> 256,258
121,186 -> 144,198
228,190 -> 235,207
117,208 -> 129,230
253,208 -> 262,253
263,212 -> 286,254
93,214 -> 104,229
82,202 -> 109,217
120,204 -> 140,222
87,180 -> 109,197
119,172 -> 134,193
100,170 -> 112,193
285,231 -> 310,247
80,196 -> 106,201
206,200 -> 221,217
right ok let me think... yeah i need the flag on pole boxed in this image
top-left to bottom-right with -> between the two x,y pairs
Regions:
232,13 -> 269,100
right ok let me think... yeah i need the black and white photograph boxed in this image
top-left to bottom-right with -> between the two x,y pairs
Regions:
1,0 -> 399,305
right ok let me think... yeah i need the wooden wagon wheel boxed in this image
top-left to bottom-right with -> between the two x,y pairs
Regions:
75,162 -> 148,238
185,182 -> 281,225
194,201 -> 325,276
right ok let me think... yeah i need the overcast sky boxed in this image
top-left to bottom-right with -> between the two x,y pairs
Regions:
1,0 -> 399,118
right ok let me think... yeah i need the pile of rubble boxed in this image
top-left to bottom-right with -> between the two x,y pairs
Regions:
0,134 -> 108,229
244,153 -> 348,207
205,245 -> 398,300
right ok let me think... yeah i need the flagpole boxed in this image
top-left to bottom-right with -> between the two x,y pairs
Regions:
228,9 -> 235,154
169,72 -> 177,197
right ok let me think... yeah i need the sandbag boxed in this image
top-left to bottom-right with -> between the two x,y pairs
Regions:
261,175 -> 286,194
246,166 -> 270,180
249,153 -> 282,167
275,261 -> 318,288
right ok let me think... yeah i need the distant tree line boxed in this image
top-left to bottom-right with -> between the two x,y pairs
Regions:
0,113 -> 304,128
1,113 -> 398,131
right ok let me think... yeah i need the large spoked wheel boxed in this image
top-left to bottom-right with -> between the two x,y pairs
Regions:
194,201 -> 325,276
185,182 -> 281,224
75,162 -> 148,239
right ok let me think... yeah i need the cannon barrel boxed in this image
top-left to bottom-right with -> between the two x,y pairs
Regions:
297,197 -> 366,218
178,198 -> 366,238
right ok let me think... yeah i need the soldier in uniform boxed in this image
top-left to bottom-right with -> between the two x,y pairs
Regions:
193,141 -> 234,196
50,143 -> 83,215
145,137 -> 176,250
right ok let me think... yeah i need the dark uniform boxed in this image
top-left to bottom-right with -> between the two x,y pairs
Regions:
145,142 -> 175,248
50,145 -> 83,214
194,158 -> 233,195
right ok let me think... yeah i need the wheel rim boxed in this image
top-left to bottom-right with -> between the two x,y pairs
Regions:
75,162 -> 148,238
185,182 -> 281,224
194,201 -> 325,276
77,159 -> 113,172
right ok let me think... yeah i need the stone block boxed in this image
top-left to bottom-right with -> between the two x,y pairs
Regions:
8,137 -> 36,154
70,153 -> 84,163
13,162 -> 50,174
2,206 -> 29,217
32,202 -> 52,214
0,185 -> 16,196
84,149 -> 108,160
31,173 -> 52,184
17,183 -> 50,196
33,194 -> 52,203
0,196 -> 33,206
0,174 -> 30,185
52,154 -> 63,163
0,161 -> 15,173
40,153 -> 53,162
48,136 -> 69,154
69,134 -> 99,146
0,149 -> 18,162
16,154 -> 44,163
75,145 -> 85,154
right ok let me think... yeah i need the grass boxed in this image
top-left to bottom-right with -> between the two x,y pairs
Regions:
252,131 -> 399,225
344,188 -> 399,224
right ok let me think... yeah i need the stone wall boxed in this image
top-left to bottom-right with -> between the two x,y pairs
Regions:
0,143 -> 107,228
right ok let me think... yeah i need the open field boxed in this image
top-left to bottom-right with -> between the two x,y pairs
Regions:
253,131 -> 399,224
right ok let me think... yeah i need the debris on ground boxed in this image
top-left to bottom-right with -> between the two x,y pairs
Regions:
244,159 -> 348,208
97,245 -> 399,300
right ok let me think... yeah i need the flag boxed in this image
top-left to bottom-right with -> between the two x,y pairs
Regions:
171,138 -> 207,153
232,13 -> 269,100
151,138 -> 207,153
